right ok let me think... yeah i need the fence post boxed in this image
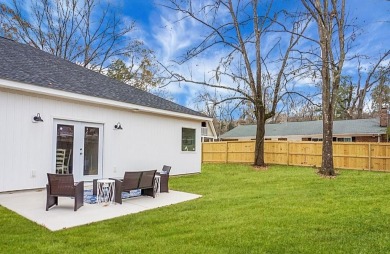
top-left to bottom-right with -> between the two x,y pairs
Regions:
225,142 -> 229,163
287,142 -> 290,166
368,143 -> 371,171
201,143 -> 203,163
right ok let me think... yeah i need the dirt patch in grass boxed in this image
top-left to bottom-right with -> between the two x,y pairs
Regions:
313,166 -> 339,179
316,172 -> 338,179
252,165 -> 268,171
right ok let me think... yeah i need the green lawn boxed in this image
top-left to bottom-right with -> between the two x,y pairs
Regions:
1,164 -> 390,253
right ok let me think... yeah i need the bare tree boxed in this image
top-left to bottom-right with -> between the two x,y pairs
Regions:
334,51 -> 390,119
0,0 -> 137,73
301,0 -> 348,175
286,97 -> 322,122
107,55 -> 163,92
193,89 -> 241,137
161,0 -> 309,166
352,52 -> 390,118
371,72 -> 390,112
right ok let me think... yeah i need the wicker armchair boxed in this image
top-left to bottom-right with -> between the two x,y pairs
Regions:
157,165 -> 171,193
46,173 -> 84,211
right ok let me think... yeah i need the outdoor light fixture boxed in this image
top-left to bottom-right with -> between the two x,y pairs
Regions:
114,122 -> 123,130
32,113 -> 43,122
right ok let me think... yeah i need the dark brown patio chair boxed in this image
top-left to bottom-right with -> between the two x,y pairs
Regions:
157,165 -> 171,193
46,173 -> 84,211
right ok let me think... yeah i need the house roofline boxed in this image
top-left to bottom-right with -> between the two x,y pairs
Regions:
221,132 -> 386,140
0,78 -> 213,122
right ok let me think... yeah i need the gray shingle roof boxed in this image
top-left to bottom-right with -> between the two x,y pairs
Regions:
221,118 -> 386,138
0,37 -> 206,118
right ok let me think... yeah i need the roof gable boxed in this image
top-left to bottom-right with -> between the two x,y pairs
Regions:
0,37 -> 205,118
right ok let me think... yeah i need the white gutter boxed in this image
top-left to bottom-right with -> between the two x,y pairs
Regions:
0,78 -> 212,122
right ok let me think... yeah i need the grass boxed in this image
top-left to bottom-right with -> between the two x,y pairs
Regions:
1,164 -> 390,253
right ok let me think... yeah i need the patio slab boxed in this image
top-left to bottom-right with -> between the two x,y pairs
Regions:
0,189 -> 201,231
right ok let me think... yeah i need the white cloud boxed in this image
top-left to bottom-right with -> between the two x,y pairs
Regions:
148,3 -> 238,108
152,12 -> 204,62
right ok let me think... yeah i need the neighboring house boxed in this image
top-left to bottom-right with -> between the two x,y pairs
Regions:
0,37 -> 216,192
220,116 -> 389,142
201,121 -> 217,142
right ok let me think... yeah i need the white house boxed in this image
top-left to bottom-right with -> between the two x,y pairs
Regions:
0,37 -> 216,192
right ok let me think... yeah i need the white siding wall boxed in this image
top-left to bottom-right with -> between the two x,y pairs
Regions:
0,89 -> 202,192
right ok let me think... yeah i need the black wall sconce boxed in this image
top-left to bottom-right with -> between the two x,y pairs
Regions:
32,113 -> 43,123
114,122 -> 123,130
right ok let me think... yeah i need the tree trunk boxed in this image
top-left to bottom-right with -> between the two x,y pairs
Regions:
356,90 -> 365,119
357,100 -> 364,119
321,109 -> 335,175
320,65 -> 336,176
319,34 -> 335,176
254,107 -> 266,166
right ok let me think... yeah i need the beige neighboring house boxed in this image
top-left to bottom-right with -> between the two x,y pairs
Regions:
220,111 -> 389,142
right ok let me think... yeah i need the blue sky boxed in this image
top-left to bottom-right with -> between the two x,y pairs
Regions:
116,0 -> 390,114
5,0 -> 388,114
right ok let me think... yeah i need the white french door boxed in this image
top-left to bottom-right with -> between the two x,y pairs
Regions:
54,120 -> 103,181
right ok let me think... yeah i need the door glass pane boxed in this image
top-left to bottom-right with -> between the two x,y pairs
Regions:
56,125 -> 74,174
84,127 -> 99,176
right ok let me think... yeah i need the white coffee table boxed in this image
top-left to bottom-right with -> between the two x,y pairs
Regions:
154,175 -> 161,195
97,179 -> 115,205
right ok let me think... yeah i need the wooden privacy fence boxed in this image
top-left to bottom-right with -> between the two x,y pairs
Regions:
202,141 -> 390,171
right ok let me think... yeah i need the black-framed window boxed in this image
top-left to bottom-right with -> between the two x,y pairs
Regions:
182,128 -> 196,151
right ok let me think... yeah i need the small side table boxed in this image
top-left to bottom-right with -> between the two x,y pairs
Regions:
97,179 -> 115,205
159,173 -> 169,193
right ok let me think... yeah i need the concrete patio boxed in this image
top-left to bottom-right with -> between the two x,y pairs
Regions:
0,188 -> 201,231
